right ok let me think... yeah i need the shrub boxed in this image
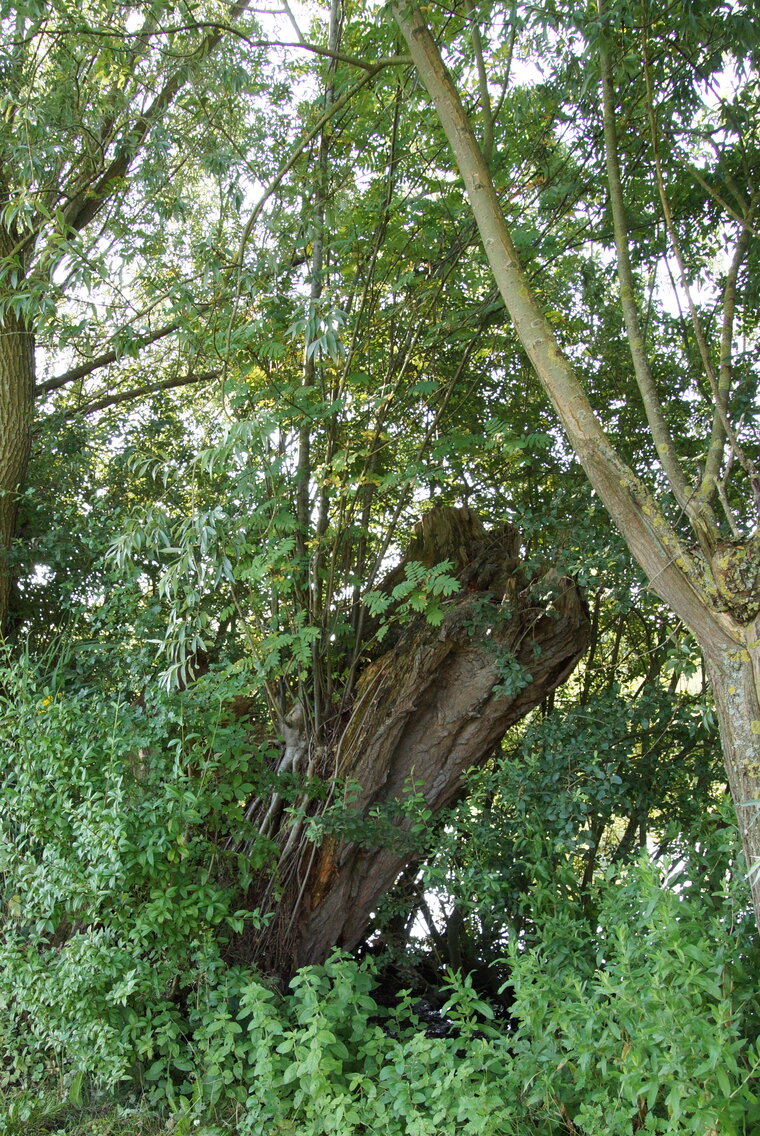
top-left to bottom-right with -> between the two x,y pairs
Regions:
506,855 -> 760,1134
0,647 -> 270,1091
2,647 -> 758,1134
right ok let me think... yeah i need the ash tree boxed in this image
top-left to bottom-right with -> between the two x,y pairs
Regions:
393,0 -> 760,924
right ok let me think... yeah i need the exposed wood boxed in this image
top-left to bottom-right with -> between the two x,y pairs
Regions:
238,507 -> 590,978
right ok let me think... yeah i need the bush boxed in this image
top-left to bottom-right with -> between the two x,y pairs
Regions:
506,856 -> 760,1135
1,647 -> 759,1134
0,647 -> 271,1091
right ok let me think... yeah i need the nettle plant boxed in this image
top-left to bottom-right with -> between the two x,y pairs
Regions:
0,645 -> 273,1089
1,636 -> 759,1136
505,853 -> 760,1136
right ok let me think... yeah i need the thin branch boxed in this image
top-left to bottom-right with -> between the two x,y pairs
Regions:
62,368 -> 218,417
465,0 -> 493,165
698,217 -> 753,508
37,318 -> 184,394
60,0 -> 254,236
298,0 -> 343,739
597,7 -> 710,546
641,41 -> 757,499
280,0 -> 307,44
685,162 -> 760,238
215,38 -> 410,73
233,65 -> 389,271
47,16 -> 410,73
221,61 -> 388,387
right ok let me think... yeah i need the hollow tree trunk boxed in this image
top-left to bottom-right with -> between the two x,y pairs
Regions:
0,227 -> 35,630
239,508 -> 590,980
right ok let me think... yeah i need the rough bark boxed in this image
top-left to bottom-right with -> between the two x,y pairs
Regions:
0,228 -> 35,629
705,637 -> 760,920
239,507 -> 590,978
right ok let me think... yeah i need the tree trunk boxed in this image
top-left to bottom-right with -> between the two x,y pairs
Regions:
0,227 -> 35,630
234,507 -> 590,980
392,3 -> 760,928
704,629 -> 760,919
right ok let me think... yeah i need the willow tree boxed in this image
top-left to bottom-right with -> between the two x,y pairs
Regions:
392,0 -> 760,920
0,0 -> 271,625
0,0 -> 595,987
99,0 -> 593,970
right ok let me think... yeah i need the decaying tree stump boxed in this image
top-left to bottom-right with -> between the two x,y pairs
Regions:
242,508 -> 590,978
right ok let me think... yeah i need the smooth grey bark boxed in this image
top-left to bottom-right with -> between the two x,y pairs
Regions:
391,2 -> 760,925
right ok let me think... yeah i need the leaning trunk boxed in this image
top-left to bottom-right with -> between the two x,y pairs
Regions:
233,508 -> 590,980
294,569 -> 589,969
392,4 -> 760,928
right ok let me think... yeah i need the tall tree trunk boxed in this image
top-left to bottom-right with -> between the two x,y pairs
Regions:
392,4 -> 760,925
704,630 -> 760,919
233,508 -> 590,980
0,228 -> 35,630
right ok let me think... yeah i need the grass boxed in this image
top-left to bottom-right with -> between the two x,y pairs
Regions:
0,1089 -> 242,1136
0,1091 -> 168,1136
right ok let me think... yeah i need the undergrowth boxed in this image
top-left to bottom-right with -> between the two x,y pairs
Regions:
2,654 -> 760,1135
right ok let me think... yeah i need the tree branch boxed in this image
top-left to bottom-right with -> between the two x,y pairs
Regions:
392,0 -> 736,652
62,368 -> 219,417
465,0 -> 494,166
37,319 -> 184,395
685,162 -> 760,238
60,1 -> 254,236
697,216 -> 753,508
596,9 -> 716,551
641,40 -> 757,501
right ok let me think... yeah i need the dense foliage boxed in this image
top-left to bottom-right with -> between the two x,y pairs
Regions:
3,643 -> 760,1132
1,0 -> 759,1130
